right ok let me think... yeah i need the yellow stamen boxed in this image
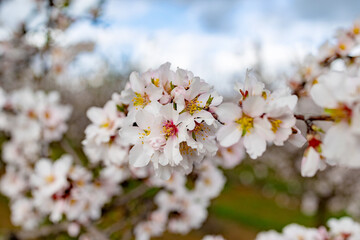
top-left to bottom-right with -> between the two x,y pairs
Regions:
262,91 -> 267,100
132,92 -> 150,109
339,43 -> 347,51
204,178 -> 212,186
45,175 -> 55,183
235,115 -> 254,136
100,122 -> 110,128
354,26 -> 360,35
151,78 -> 160,87
270,119 -> 282,133
185,98 -> 202,115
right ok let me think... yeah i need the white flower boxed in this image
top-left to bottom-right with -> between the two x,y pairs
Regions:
192,160 -> 226,200
84,100 -> 123,146
256,230 -> 286,240
282,224 -> 321,240
328,217 -> 360,240
301,134 -> 326,177
67,222 -> 80,237
0,166 -> 27,198
11,198 -> 42,230
214,141 -> 245,169
310,71 -> 360,168
166,195 -> 208,234
121,104 -> 190,179
310,71 -> 360,109
202,235 -> 226,240
2,140 -> 40,166
301,146 -> 326,177
31,155 -> 72,197
216,97 -> 274,159
235,71 -> 267,99
265,106 -> 296,146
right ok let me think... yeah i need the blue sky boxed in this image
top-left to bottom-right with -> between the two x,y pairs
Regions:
79,0 -> 359,93
1,0 -> 360,93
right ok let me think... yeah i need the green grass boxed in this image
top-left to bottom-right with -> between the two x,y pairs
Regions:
210,185 -> 316,232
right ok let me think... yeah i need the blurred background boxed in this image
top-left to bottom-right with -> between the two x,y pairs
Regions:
1,0 -> 360,239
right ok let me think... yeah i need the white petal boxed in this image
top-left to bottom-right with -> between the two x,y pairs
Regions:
129,72 -> 144,93
215,103 -> 242,123
310,83 -> 338,109
164,137 -> 183,165
216,124 -> 241,147
129,144 -> 152,167
243,96 -> 266,117
160,104 -> 178,122
135,110 -> 155,130
301,147 -> 321,177
35,159 -> 52,176
254,117 -> 274,141
119,126 -> 142,145
243,133 -> 267,159
86,107 -> 105,125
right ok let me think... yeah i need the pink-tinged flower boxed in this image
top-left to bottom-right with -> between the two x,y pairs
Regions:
328,217 -> 360,239
234,71 -> 267,100
335,29 -> 356,56
121,104 -> 188,179
216,96 -> 274,159
310,71 -> 360,168
301,136 -> 326,177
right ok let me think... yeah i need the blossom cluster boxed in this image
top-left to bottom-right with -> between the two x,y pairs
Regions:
134,158 -> 226,240
256,217 -> 360,240
83,63 -> 223,180
300,71 -> 360,176
289,20 -> 360,177
216,72 -> 304,159
0,88 -> 120,234
289,19 -> 360,96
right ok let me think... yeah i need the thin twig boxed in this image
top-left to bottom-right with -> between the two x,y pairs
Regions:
114,184 -> 150,206
294,114 -> 334,122
87,224 -> 109,240
295,114 -> 334,134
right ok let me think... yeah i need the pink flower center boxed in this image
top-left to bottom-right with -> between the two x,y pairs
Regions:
162,120 -> 178,140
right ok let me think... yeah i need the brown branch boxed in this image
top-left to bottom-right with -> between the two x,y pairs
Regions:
15,223 -> 69,239
294,114 -> 334,134
294,114 -> 334,122
308,115 -> 334,121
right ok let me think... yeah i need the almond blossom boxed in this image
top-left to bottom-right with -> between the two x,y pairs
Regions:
256,217 -> 360,240
119,63 -> 222,179
31,155 -> 73,197
300,134 -> 326,177
310,71 -> 360,167
216,73 -> 300,159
